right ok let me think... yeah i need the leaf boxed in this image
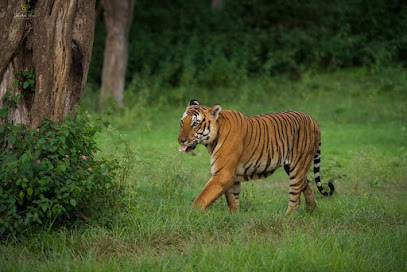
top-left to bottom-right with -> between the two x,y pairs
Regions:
12,95 -> 19,104
12,80 -> 19,88
9,135 -> 16,145
27,188 -> 33,196
40,203 -> 48,212
58,149 -> 65,156
57,164 -> 66,173
0,205 -> 6,213
52,205 -> 61,215
70,199 -> 77,207
37,138 -> 45,145
0,106 -> 9,118
23,81 -> 29,89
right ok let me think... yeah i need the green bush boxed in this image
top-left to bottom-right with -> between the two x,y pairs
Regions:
0,110 -> 121,235
87,0 -> 407,90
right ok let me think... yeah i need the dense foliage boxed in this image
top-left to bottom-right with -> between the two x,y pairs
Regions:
88,0 -> 407,89
0,96 -> 120,235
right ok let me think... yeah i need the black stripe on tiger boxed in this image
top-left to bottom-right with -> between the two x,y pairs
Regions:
314,143 -> 334,196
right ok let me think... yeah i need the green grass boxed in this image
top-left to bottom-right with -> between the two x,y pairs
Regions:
1,68 -> 407,271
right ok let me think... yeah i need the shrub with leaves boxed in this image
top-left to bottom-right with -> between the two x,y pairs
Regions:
0,112 -> 121,235
88,0 -> 407,89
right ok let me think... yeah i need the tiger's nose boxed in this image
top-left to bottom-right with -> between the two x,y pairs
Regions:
178,137 -> 187,145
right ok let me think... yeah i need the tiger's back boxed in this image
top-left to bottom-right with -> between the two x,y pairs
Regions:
231,111 -> 319,182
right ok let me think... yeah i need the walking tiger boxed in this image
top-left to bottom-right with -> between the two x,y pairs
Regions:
178,99 -> 334,213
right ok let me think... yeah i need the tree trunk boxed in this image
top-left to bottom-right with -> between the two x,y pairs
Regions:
211,0 -> 225,11
99,0 -> 135,109
0,0 -> 95,129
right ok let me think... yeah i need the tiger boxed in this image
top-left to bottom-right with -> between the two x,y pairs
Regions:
178,99 -> 334,213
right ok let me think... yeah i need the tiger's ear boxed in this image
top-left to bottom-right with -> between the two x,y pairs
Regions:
210,104 -> 221,120
189,99 -> 199,106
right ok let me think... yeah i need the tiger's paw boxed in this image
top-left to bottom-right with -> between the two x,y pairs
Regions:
285,206 -> 300,217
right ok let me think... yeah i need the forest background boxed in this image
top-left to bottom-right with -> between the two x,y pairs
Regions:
1,0 -> 407,271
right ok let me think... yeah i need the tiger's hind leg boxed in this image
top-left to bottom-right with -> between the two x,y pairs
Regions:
284,165 -> 308,214
303,179 -> 317,212
225,182 -> 241,212
286,175 -> 304,214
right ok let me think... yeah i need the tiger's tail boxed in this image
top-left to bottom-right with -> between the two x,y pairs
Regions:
314,143 -> 334,196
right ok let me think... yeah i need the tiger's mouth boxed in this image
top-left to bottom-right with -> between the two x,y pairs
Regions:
179,142 -> 197,152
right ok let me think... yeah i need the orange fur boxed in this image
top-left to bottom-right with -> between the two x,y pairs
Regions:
178,100 -> 334,213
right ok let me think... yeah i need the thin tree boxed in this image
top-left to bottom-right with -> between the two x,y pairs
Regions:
99,0 -> 135,109
211,0 -> 225,11
0,0 -> 95,129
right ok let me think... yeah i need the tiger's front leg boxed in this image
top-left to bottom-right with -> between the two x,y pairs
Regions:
191,165 -> 237,210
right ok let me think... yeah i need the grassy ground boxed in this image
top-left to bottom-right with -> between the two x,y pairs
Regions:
1,68 -> 407,271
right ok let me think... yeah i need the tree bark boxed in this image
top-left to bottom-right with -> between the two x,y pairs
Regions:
99,0 -> 135,109
0,0 -> 95,129
211,0 -> 225,11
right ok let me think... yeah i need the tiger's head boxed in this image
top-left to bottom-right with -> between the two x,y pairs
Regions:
178,99 -> 222,152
